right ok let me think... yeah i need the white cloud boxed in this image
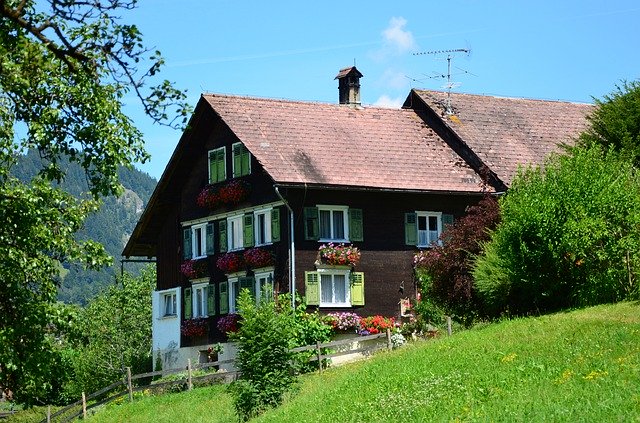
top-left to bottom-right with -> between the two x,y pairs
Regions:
382,17 -> 416,55
373,95 -> 404,108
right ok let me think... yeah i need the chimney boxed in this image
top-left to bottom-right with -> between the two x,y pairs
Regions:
335,66 -> 363,107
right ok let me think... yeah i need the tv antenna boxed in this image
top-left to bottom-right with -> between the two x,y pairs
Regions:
413,48 -> 472,114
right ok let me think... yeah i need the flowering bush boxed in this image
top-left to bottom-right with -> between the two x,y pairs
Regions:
216,252 -> 245,274
196,180 -> 250,209
358,315 -> 395,335
325,312 -> 361,332
181,318 -> 208,337
243,247 -> 275,269
390,332 -> 406,349
318,243 -> 361,266
217,313 -> 241,334
180,259 -> 208,279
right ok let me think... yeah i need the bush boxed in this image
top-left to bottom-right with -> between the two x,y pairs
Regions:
414,195 -> 500,323
473,146 -> 640,316
228,290 -> 297,421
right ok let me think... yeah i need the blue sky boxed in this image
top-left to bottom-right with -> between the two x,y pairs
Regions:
125,0 -> 640,179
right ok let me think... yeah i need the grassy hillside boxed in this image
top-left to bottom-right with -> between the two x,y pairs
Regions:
86,302 -> 640,422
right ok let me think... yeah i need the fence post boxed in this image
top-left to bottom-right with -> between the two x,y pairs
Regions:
47,405 -> 51,423
386,328 -> 392,350
82,391 -> 87,419
316,340 -> 323,373
446,316 -> 452,336
126,367 -> 133,402
187,359 -> 193,390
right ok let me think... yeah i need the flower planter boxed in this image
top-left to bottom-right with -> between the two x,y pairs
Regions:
318,243 -> 361,267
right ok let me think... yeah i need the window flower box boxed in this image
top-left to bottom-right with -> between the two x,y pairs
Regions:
216,252 -> 245,274
197,180 -> 250,209
217,313 -> 241,334
180,259 -> 208,279
318,243 -> 361,267
243,247 -> 275,269
181,317 -> 208,337
325,312 -> 361,333
358,315 -> 395,335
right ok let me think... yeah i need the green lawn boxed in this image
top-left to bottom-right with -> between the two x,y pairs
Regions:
85,302 -> 640,422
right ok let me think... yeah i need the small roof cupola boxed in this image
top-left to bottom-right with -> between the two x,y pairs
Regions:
335,66 -> 363,107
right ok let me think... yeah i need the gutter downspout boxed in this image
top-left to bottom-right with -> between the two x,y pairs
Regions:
274,185 -> 296,308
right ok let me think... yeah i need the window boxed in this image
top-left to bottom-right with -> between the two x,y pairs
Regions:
254,209 -> 272,246
255,271 -> 274,303
320,270 -> 349,307
232,142 -> 251,177
405,212 -> 453,247
192,283 -> 209,318
208,147 -> 226,183
161,291 -> 177,317
227,271 -> 273,313
228,215 -> 243,251
304,270 -> 365,307
183,223 -> 214,259
304,205 -> 363,242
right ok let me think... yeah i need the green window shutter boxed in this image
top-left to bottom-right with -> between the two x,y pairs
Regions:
183,287 -> 192,320
243,214 -> 254,248
239,277 -> 256,299
183,228 -> 192,260
241,145 -> 250,176
304,271 -> 320,306
208,151 -> 216,184
218,219 -> 227,253
404,213 -> 418,246
349,208 -> 364,242
207,284 -> 216,316
350,272 -> 365,306
442,213 -> 454,227
233,144 -> 242,177
216,148 -> 226,182
303,207 -> 319,240
219,281 -> 229,315
271,208 -> 281,242
205,223 -> 215,255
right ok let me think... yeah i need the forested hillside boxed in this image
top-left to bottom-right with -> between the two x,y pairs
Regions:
12,149 -> 157,304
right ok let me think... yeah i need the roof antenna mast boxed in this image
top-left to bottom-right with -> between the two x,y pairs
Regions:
413,48 -> 471,114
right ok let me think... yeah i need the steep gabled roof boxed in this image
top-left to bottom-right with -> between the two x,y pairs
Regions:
203,94 -> 486,192
408,90 -> 593,185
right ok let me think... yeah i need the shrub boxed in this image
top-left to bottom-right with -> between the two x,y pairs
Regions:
413,195 -> 500,323
228,290 -> 297,421
473,146 -> 640,316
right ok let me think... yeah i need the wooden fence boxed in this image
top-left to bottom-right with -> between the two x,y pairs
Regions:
39,330 -> 393,422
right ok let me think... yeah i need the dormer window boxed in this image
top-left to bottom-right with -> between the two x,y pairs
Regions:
208,147 -> 226,184
232,142 -> 251,178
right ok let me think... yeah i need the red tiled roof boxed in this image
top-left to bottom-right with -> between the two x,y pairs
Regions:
203,94 -> 487,193
413,90 -> 593,185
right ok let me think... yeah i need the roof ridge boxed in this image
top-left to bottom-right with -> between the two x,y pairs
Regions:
414,89 -> 593,106
201,92 -> 406,110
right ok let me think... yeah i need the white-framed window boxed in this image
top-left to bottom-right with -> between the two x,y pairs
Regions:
160,289 -> 177,317
228,215 -> 243,251
417,211 -> 442,247
254,208 -> 272,246
192,282 -> 209,318
191,223 -> 207,259
208,147 -> 226,184
254,270 -> 274,303
318,205 -> 349,242
232,142 -> 251,178
319,268 -> 350,307
228,270 -> 274,313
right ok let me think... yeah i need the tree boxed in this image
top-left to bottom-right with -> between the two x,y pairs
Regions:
473,146 -> 640,317
0,1 -> 189,405
578,80 -> 640,167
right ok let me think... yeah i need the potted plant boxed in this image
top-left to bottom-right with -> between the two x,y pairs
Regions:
181,318 -> 208,338
216,252 -> 245,274
243,247 -> 275,269
318,243 -> 361,266
180,259 -> 208,279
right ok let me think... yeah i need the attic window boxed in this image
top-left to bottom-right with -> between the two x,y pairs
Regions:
208,147 -> 226,184
232,142 -> 251,178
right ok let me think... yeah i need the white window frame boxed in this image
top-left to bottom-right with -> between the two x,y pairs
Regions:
159,289 -> 178,318
416,211 -> 443,248
208,146 -> 226,184
254,208 -> 272,246
192,282 -> 209,318
191,223 -> 207,259
228,269 -> 274,313
317,268 -> 351,307
228,275 -> 241,314
317,205 -> 349,242
254,269 -> 274,304
227,215 -> 244,251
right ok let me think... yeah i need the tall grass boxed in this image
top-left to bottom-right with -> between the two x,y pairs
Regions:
80,302 -> 639,422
